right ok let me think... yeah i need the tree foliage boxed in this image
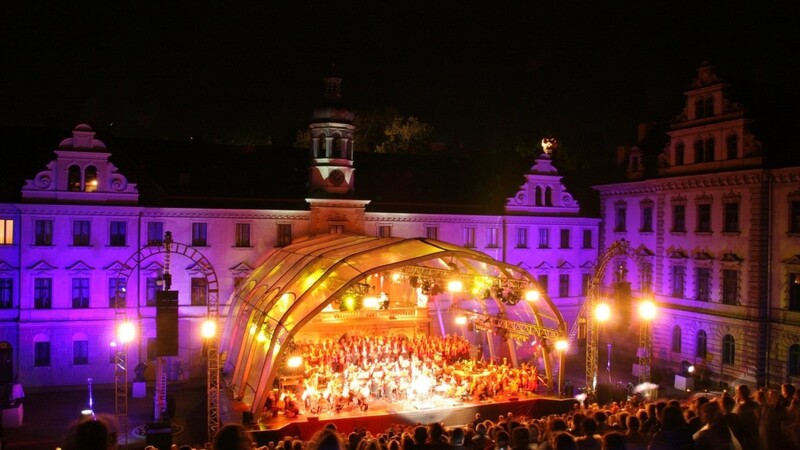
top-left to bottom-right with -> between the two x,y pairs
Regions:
375,116 -> 433,154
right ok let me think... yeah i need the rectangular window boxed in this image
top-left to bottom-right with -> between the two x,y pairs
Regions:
277,223 -> 292,246
695,267 -> 711,301
72,278 -> 90,308
614,206 -> 626,232
697,204 -> 712,233
425,226 -> 438,240
147,222 -> 164,246
671,266 -> 685,298
191,277 -> 208,306
146,277 -> 162,307
672,204 -> 686,232
791,201 -> 800,234
641,206 -> 653,232
558,274 -> 569,297
34,277 -> 52,309
582,230 -> 592,249
109,221 -> 127,247
35,219 -> 53,246
235,223 -> 251,247
34,342 -> 50,367
329,224 -> 344,235
73,220 -> 91,246
538,228 -> 550,248
108,278 -> 127,308
789,273 -> 800,311
0,219 -> 13,245
192,222 -> 208,247
378,225 -> 392,238
73,340 -> 89,365
463,227 -> 476,248
582,273 -> 591,296
723,202 -> 739,233
722,269 -> 738,305
0,278 -> 11,309
516,228 -> 527,248
538,275 -> 549,294
486,228 -> 498,248
641,262 -> 653,293
560,229 -> 570,249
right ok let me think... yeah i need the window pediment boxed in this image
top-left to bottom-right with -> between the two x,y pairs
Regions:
103,260 -> 131,273
668,249 -> 688,259
27,260 -> 56,272
67,260 -> 95,274
230,262 -> 255,276
785,254 -> 800,266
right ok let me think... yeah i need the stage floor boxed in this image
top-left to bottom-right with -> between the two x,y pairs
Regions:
247,395 -> 578,444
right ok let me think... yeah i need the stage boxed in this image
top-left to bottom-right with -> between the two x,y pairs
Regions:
247,395 -> 578,444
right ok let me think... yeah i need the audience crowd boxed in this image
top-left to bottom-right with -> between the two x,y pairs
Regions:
61,381 -> 800,450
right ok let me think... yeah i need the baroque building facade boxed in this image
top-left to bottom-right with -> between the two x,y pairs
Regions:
0,77 -> 598,388
594,62 -> 799,389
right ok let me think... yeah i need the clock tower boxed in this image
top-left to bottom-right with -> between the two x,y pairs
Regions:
306,73 -> 370,236
307,74 -> 356,197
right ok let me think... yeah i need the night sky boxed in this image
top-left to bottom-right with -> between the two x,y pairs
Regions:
3,2 -> 798,153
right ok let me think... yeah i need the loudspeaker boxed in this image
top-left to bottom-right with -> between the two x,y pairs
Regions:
596,384 -> 627,405
156,291 -> 179,356
146,423 -> 172,450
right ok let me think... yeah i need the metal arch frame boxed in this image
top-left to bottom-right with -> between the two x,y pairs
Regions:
567,239 -> 652,396
113,240 -> 221,447
232,239 -> 568,416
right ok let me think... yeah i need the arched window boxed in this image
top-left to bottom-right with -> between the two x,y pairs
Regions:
535,186 -> 543,206
722,334 -> 735,364
694,98 -> 705,119
704,97 -> 714,117
317,136 -> 328,158
675,142 -> 684,166
671,325 -> 682,353
333,134 -> 343,158
726,134 -> 738,159
704,138 -> 715,162
68,165 -> 81,192
545,187 -> 553,207
84,165 -> 98,192
694,140 -> 705,163
789,344 -> 800,377
696,330 -> 707,358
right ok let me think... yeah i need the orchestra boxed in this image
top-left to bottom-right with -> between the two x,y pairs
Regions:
264,333 -> 545,420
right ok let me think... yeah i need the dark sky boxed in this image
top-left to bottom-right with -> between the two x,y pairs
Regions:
3,2 -> 798,152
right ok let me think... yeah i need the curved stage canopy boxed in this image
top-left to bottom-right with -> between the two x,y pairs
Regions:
221,234 -> 567,414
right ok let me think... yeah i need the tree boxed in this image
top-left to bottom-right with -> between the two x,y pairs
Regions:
375,116 -> 433,154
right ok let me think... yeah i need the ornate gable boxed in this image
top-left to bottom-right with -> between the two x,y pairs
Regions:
506,138 -> 580,216
22,124 -> 139,204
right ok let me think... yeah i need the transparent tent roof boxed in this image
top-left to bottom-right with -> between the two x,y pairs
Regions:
221,233 -> 566,413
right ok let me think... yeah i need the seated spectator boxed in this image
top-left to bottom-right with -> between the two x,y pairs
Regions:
213,423 -> 255,450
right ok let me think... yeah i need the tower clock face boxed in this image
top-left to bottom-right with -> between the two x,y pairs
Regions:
329,169 -> 345,186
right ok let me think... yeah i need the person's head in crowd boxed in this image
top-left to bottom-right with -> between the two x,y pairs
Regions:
450,427 -> 465,446
61,414 -> 119,450
699,401 -> 722,426
387,439 -> 401,450
719,393 -> 736,413
551,432 -> 577,450
601,431 -> 626,450
494,430 -> 510,449
309,429 -> 346,450
593,410 -> 607,429
509,426 -> 529,449
413,425 -> 428,445
693,395 -> 710,412
428,422 -> 446,442
735,384 -> 751,402
213,423 -> 255,450
581,418 -> 598,437
625,415 -> 640,435
659,405 -> 687,430
782,383 -> 796,400
475,422 -> 488,436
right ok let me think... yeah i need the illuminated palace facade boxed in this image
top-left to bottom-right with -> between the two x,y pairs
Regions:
0,77 -> 598,388
594,62 -> 800,389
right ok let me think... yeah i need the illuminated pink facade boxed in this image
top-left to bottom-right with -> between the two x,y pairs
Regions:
0,79 -> 598,388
